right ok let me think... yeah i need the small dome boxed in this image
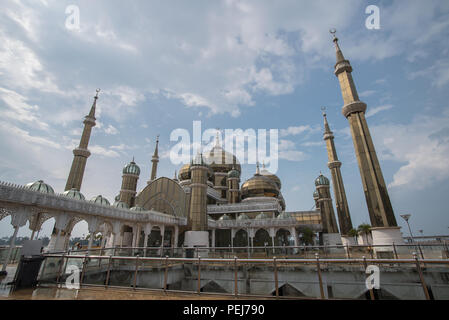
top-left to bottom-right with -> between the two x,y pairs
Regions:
219,214 -> 232,221
123,160 -> 140,175
237,213 -> 250,220
315,174 -> 330,186
255,212 -> 269,220
227,167 -> 240,178
241,174 -> 279,200
25,180 -> 55,194
277,211 -> 292,219
114,194 -> 120,202
63,188 -> 85,200
90,195 -> 111,206
179,163 -> 191,180
313,190 -> 319,199
130,205 -> 145,212
114,201 -> 129,209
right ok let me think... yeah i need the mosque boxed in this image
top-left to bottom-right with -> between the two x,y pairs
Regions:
15,33 -> 403,254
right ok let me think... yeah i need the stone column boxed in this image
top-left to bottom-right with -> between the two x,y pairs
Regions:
1,225 -> 19,273
211,229 -> 216,248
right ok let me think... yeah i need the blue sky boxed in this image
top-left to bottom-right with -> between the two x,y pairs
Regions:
1,0 -> 449,239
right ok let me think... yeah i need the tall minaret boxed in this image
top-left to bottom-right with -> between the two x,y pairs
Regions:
315,173 -> 341,246
120,158 -> 140,208
183,153 -> 211,251
148,135 -> 159,183
331,31 -> 398,230
65,89 -> 99,191
188,153 -> 209,231
322,109 -> 353,236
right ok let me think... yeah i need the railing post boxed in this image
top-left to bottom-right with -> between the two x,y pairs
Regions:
273,256 -> 279,299
418,244 -> 425,260
105,255 -> 112,288
392,243 -> 399,259
346,244 -> 351,259
197,256 -> 201,294
234,256 -> 238,297
413,253 -> 431,300
56,253 -> 66,287
362,256 -> 375,300
315,253 -> 325,299
444,242 -> 449,259
133,255 -> 139,290
80,252 -> 88,287
37,256 -> 48,285
164,256 -> 169,292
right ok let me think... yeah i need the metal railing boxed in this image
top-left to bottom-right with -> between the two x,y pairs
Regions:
0,246 -> 22,264
60,242 -> 449,260
37,251 -> 449,300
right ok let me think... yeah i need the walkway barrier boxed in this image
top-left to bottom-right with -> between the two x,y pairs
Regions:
56,243 -> 449,260
36,252 -> 449,300
0,246 -> 22,264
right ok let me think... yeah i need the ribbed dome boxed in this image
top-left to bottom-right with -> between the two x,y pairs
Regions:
123,160 -> 140,175
179,163 -> 191,180
204,144 -> 241,173
130,205 -> 145,212
237,213 -> 250,220
114,201 -> 129,209
255,212 -> 269,220
219,214 -> 232,221
260,165 -> 281,189
315,174 -> 330,186
241,174 -> 279,200
313,190 -> 319,199
277,211 -> 292,219
90,195 -> 111,206
227,167 -> 240,178
63,188 -> 85,200
25,180 -> 55,194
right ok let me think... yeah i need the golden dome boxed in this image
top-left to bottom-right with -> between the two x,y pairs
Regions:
178,163 -> 191,180
241,173 -> 279,199
260,164 -> 281,189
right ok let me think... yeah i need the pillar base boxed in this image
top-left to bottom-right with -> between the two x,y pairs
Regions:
183,231 -> 209,258
371,227 -> 404,257
322,233 -> 343,246
341,235 -> 357,246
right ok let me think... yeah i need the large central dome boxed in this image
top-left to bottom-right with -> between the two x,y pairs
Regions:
204,136 -> 241,173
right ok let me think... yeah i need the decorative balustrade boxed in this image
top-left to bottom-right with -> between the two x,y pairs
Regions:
0,181 -> 187,226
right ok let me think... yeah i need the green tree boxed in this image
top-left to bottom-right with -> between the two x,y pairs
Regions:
347,228 -> 359,244
300,227 -> 315,246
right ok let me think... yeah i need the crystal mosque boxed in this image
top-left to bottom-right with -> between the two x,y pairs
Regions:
1,33 -> 405,261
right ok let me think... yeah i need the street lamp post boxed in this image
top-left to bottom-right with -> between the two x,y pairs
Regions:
400,214 -> 423,258
400,214 -> 414,243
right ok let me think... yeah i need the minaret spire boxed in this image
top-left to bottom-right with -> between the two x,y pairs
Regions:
321,108 -> 353,236
149,135 -> 160,183
64,89 -> 99,191
331,30 -> 398,229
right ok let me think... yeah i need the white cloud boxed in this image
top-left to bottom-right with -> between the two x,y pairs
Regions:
104,124 -> 119,135
89,145 -> 120,158
280,125 -> 312,137
0,87 -> 49,130
371,110 -> 449,189
366,104 -> 394,118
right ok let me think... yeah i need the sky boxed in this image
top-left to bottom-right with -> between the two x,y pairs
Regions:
1,0 -> 449,239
